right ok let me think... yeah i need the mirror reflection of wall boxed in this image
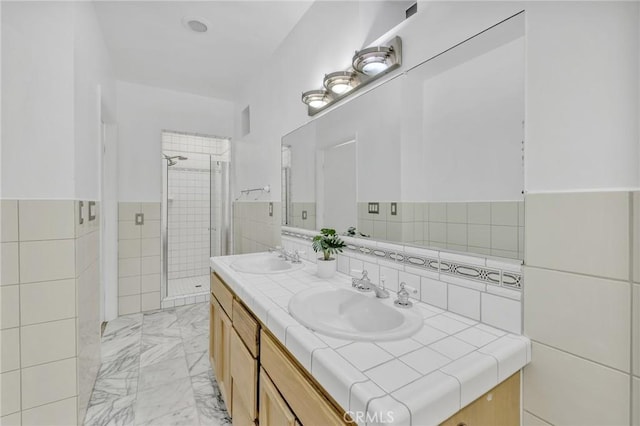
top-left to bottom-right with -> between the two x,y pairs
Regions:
281,13 -> 525,261
282,121 -> 317,230
318,140 -> 357,233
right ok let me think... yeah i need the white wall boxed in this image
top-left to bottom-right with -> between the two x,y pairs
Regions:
74,2 -> 116,201
417,37 -> 524,202
1,2 -> 117,201
233,1 -> 526,202
116,81 -> 234,202
1,2 -> 75,199
525,1 -> 640,192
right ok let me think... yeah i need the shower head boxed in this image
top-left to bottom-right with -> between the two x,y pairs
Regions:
163,153 -> 188,166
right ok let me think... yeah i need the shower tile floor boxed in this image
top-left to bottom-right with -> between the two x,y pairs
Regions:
84,303 -> 231,426
168,275 -> 210,297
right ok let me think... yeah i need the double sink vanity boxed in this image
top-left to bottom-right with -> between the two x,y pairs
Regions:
209,252 -> 530,425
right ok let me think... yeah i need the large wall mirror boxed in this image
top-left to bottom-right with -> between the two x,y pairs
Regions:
282,13 -> 525,261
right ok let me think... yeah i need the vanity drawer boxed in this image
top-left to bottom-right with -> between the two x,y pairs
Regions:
211,273 -> 233,316
260,330 -> 348,426
232,299 -> 259,357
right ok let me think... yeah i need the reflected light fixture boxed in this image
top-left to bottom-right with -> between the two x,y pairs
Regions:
323,71 -> 356,95
352,45 -> 394,76
301,90 -> 329,109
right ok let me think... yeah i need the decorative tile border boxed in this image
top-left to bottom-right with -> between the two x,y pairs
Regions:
281,229 -> 523,290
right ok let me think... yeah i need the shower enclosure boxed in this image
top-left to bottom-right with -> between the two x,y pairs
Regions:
160,131 -> 231,304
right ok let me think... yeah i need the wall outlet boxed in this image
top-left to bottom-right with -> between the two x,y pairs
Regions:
135,213 -> 144,225
302,210 -> 307,220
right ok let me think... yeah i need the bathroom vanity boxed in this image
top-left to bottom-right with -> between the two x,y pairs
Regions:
209,253 -> 530,425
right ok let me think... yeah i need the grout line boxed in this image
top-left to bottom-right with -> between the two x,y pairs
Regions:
628,191 -> 634,425
523,409 -> 554,426
532,340 -> 633,376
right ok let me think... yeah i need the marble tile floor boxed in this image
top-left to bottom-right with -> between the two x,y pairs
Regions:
84,303 -> 231,426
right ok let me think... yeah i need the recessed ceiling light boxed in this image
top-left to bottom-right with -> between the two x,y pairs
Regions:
182,17 -> 209,34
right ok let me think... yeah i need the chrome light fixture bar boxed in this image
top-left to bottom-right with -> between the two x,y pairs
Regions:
302,36 -> 402,116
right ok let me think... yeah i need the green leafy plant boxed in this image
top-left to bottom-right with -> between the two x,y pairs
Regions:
312,228 -> 346,261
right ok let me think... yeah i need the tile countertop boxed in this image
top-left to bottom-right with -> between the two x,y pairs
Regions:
210,253 -> 531,426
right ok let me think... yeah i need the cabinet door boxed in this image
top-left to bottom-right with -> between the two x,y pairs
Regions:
440,372 -> 520,426
231,329 -> 258,424
212,298 -> 232,412
259,368 -> 297,426
209,294 -> 217,373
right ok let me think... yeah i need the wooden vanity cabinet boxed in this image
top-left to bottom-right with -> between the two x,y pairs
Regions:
230,300 -> 260,426
259,368 -> 297,426
210,296 -> 232,410
210,271 -> 521,426
439,372 -> 520,426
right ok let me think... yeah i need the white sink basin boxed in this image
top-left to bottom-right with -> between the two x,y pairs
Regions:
230,254 -> 304,274
288,287 -> 424,341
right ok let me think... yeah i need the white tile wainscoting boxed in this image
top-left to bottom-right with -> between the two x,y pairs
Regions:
233,201 -> 281,255
1,200 -> 102,425
523,191 -> 640,426
118,202 -> 161,315
356,201 -> 525,260
281,226 -> 523,335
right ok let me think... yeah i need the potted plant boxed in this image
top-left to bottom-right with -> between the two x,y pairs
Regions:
312,228 -> 346,278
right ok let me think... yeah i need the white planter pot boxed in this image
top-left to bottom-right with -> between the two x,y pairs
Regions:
316,258 -> 337,278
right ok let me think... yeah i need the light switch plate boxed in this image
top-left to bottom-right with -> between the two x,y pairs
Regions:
269,202 -> 273,217
302,210 -> 307,220
391,202 -> 397,216
368,203 -> 379,214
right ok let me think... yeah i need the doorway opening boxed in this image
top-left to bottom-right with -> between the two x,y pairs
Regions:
160,130 -> 231,305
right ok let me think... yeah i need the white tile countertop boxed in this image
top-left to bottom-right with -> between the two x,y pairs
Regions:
210,253 -> 531,426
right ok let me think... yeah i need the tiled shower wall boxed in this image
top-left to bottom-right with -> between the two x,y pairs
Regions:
1,200 -> 101,425
522,191 -> 639,426
167,159 -> 211,279
357,201 -> 524,260
233,201 -> 281,254
118,202 -> 161,315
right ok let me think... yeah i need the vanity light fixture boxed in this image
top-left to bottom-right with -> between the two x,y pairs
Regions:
301,89 -> 330,109
352,45 -> 394,76
323,71 -> 356,95
301,37 -> 401,116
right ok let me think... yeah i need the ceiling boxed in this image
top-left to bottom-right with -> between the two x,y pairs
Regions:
94,1 -> 314,100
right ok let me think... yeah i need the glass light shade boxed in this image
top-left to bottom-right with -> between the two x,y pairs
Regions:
323,71 -> 356,95
301,90 -> 329,109
361,61 -> 388,76
352,46 -> 393,76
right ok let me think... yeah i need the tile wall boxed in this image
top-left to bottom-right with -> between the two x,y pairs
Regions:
1,199 -> 101,425
232,201 -> 282,254
522,191 -> 639,426
357,201 -> 524,260
281,226 -> 523,335
118,202 -> 161,315
166,154 -> 212,280
290,202 -> 316,230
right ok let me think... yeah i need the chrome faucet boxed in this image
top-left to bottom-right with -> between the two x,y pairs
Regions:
352,270 -> 390,299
